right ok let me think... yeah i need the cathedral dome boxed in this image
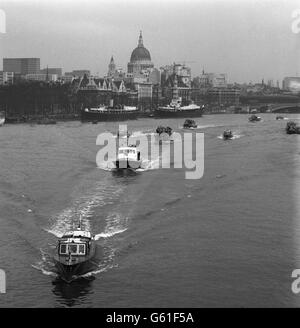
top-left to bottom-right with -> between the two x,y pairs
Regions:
130,47 -> 151,62
130,31 -> 151,62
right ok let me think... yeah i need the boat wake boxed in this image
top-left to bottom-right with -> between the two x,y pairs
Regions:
217,133 -> 243,140
32,249 -> 58,278
39,180 -> 129,281
35,212 -> 127,281
181,124 -> 223,130
94,212 -> 129,240
79,246 -> 117,278
139,159 -> 159,171
45,182 -> 124,237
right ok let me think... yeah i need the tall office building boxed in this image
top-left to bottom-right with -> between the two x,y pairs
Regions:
3,58 -> 40,75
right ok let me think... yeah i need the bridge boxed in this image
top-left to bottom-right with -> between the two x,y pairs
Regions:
269,103 -> 300,113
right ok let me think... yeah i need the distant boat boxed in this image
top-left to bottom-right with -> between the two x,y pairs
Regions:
0,111 -> 5,126
223,130 -> 233,140
183,119 -> 197,129
114,145 -> 141,169
156,125 -> 173,136
54,219 -> 96,283
81,104 -> 139,122
248,114 -> 261,122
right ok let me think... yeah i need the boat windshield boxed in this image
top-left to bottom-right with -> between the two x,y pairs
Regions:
119,149 -> 136,154
59,243 -> 86,255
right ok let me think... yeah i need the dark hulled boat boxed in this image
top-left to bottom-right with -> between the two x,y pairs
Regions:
81,105 -> 139,122
54,224 -> 96,283
154,98 -> 204,118
223,130 -> 233,140
154,105 -> 203,118
248,114 -> 262,122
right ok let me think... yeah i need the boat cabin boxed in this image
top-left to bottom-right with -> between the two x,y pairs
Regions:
117,146 -> 141,161
57,230 -> 92,256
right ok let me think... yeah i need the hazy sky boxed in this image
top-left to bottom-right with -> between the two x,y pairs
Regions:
0,0 -> 300,83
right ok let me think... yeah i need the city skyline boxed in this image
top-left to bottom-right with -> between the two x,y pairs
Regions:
0,0 -> 299,83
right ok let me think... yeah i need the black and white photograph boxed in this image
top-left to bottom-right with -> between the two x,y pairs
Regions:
0,0 -> 300,313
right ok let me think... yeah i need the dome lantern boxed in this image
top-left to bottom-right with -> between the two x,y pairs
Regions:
138,30 -> 143,47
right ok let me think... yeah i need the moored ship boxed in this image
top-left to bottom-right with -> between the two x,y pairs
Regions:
81,103 -> 139,122
155,99 -> 203,118
154,75 -> 203,118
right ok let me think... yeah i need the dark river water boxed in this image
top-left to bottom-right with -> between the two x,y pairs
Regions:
0,114 -> 300,307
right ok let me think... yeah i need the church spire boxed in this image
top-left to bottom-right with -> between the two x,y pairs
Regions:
138,30 -> 143,47
108,55 -> 116,77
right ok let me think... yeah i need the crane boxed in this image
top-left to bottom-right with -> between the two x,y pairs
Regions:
174,61 -> 196,66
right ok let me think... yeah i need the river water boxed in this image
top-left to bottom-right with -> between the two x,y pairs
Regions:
0,114 -> 300,307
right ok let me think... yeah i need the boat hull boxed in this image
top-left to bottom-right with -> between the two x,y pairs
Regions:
154,109 -> 203,118
114,159 -> 141,169
54,242 -> 96,282
81,110 -> 139,122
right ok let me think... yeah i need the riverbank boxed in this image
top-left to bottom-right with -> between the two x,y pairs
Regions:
5,113 -> 81,124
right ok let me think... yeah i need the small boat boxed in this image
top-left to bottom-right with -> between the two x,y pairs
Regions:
248,114 -> 261,122
114,145 -> 141,169
156,126 -> 173,136
54,219 -> 96,283
0,111 -> 5,126
286,121 -> 300,134
183,119 -> 197,129
276,116 -> 285,120
223,130 -> 233,140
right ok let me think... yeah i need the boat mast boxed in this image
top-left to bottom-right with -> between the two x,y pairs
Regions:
78,215 -> 82,230
172,63 -> 179,101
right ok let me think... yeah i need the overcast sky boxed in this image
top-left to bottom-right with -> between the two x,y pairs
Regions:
0,0 -> 299,83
